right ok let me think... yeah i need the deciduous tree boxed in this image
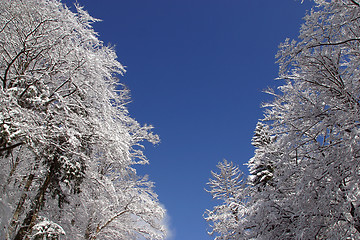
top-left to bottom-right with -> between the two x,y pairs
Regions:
0,0 -> 166,239
207,0 -> 360,239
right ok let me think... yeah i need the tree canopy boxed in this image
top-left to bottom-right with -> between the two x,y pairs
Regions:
0,0 -> 166,239
206,0 -> 360,238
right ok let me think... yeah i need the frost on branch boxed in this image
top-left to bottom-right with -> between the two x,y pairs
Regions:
30,217 -> 65,240
205,0 -> 360,239
204,160 -> 249,239
246,0 -> 360,239
248,122 -> 276,189
0,0 -> 166,239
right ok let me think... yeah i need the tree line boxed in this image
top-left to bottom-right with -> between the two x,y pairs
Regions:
3,0 -> 360,239
205,0 -> 360,239
0,0 -> 166,239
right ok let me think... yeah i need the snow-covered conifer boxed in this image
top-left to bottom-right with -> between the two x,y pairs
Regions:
248,122 -> 276,189
204,160 -> 249,239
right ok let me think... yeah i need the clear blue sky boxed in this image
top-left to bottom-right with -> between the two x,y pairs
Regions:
64,0 -> 314,239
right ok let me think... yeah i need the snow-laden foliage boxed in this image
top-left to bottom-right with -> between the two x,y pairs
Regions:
204,160 -> 249,240
248,122 -> 276,190
0,0 -> 166,239
30,217 -> 65,240
207,0 -> 360,239
252,0 -> 360,238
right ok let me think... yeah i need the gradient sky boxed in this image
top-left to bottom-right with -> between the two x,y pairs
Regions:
63,0 -> 314,239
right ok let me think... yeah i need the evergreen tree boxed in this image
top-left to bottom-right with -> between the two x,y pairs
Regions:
248,122 -> 276,189
204,160 -> 249,240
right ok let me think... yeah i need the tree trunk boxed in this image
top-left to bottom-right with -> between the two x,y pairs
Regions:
7,174 -> 34,239
350,202 -> 360,234
13,171 -> 51,240
84,218 -> 94,240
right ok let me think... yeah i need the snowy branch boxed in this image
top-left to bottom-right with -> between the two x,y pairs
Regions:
0,142 -> 24,152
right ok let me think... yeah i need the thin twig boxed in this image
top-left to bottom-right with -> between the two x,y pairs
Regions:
350,0 -> 360,7
2,49 -> 25,89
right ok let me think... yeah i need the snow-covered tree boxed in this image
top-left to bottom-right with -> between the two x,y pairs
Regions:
206,0 -> 360,239
248,122 -> 276,190
204,160 -> 249,240
245,0 -> 360,239
0,0 -> 166,239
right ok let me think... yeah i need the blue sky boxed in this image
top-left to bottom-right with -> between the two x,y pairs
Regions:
64,0 -> 314,239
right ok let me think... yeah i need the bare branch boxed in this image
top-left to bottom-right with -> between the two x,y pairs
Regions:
350,0 -> 360,7
48,78 -> 71,98
311,38 -> 360,48
62,83 -> 78,98
2,49 -> 25,90
0,142 -> 24,152
19,79 -> 39,99
0,17 -> 15,34
96,209 -> 129,235
24,19 -> 54,41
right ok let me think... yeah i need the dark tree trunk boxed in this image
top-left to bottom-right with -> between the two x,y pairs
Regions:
13,171 -> 51,240
8,174 -> 34,238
